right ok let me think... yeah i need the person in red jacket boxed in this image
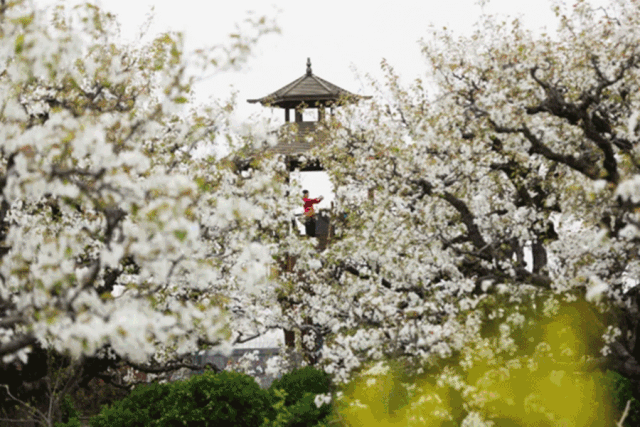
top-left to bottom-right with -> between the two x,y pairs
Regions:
302,190 -> 323,236
303,190 -> 323,216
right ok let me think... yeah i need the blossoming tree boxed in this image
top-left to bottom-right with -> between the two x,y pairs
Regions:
0,1 -> 287,421
5,0 -> 640,425
264,0 -> 640,423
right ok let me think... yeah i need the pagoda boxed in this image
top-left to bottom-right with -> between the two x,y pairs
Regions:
247,59 -> 370,357
247,58 -> 370,168
247,58 -> 371,246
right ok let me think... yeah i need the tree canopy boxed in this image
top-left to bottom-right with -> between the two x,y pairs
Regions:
3,0 -> 640,425
269,0 -> 640,423
0,1 -> 284,422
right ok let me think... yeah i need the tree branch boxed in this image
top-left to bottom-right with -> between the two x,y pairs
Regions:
441,191 -> 488,251
0,315 -> 26,328
0,335 -> 37,357
125,359 -> 220,375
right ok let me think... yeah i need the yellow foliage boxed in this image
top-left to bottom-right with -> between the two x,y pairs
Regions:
335,301 -> 614,426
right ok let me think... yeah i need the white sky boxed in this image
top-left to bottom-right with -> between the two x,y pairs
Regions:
36,0 -> 608,123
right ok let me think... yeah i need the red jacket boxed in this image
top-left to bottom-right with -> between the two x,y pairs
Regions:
303,197 -> 321,216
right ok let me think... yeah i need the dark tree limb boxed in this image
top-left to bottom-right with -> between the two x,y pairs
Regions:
125,359 -> 220,375
441,191 -> 488,251
491,122 -> 601,180
0,335 -> 37,357
525,66 -> 624,182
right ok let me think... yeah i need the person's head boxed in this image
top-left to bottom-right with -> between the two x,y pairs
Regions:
302,190 -> 309,198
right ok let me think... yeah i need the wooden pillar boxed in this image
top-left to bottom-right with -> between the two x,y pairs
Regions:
284,329 -> 296,348
284,253 -> 296,349
285,108 -> 290,123
283,166 -> 296,349
318,107 -> 325,122
295,110 -> 303,123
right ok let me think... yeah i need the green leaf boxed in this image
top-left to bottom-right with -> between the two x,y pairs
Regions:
15,34 -> 24,54
12,14 -> 34,28
173,229 -> 188,242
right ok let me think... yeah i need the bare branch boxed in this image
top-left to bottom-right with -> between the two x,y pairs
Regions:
617,399 -> 632,427
125,359 -> 220,374
441,191 -> 488,251
490,121 -> 601,180
0,335 -> 37,357
1,384 -> 48,427
0,315 -> 26,328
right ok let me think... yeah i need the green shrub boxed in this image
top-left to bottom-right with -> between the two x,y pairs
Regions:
54,396 -> 82,427
599,370 -> 640,427
55,419 -> 82,427
86,367 -> 335,427
89,370 -> 271,427
267,366 -> 333,427
261,388 -> 293,427
283,393 -> 333,427
269,366 -> 331,406
89,382 -> 169,427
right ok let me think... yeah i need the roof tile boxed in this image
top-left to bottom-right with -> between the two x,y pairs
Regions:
247,59 -> 370,107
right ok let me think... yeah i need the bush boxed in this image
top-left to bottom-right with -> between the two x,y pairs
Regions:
55,419 -> 82,427
267,366 -> 332,427
89,370 -> 271,427
269,366 -> 331,406
54,396 -> 82,427
70,377 -> 130,418
599,370 -> 640,427
88,382 -> 171,427
84,367 -> 334,427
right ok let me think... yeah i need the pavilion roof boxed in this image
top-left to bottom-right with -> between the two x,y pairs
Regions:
247,58 -> 371,108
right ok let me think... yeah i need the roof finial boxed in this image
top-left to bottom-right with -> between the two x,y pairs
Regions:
306,57 -> 312,76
